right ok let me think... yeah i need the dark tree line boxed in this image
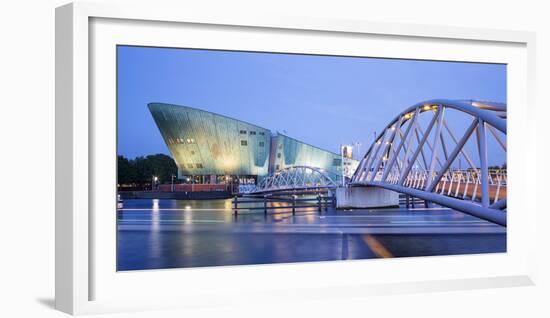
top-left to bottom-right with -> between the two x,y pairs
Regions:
117,154 -> 177,188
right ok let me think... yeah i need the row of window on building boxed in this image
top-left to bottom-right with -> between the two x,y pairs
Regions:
240,140 -> 265,147
168,137 -> 196,145
184,163 -> 204,169
168,137 -> 267,148
331,159 -> 354,166
239,130 -> 266,136
168,130 -> 266,146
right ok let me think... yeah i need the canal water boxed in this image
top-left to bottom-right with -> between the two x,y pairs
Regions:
117,198 -> 506,271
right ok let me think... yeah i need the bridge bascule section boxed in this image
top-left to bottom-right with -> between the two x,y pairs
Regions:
351,99 -> 507,226
246,166 -> 338,194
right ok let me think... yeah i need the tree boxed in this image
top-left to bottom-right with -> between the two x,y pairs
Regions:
117,154 -> 178,188
117,155 -> 135,185
145,154 -> 178,184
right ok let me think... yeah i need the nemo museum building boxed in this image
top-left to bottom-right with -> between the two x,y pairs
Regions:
148,103 -> 359,187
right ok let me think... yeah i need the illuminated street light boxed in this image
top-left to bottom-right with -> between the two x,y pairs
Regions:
151,175 -> 158,191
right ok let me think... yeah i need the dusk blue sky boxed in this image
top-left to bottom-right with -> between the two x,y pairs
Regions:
118,46 -> 506,164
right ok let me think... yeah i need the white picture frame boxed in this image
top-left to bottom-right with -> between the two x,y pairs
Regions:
55,1 -> 537,315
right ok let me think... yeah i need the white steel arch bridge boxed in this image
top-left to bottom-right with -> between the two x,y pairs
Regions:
249,166 -> 339,194
246,99 -> 507,227
351,99 -> 507,226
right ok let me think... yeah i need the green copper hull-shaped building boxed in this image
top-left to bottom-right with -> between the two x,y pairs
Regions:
148,103 -> 358,183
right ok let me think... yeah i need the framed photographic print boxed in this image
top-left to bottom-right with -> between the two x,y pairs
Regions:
56,2 -> 537,315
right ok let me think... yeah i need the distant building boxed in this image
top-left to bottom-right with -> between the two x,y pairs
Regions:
148,103 -> 359,184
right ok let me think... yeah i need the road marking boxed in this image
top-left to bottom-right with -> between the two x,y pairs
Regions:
390,220 -> 488,224
118,219 -> 225,223
120,207 -> 452,212
406,207 -> 452,211
120,208 -> 232,211
362,235 -> 393,258
316,215 -> 457,218
118,220 -> 493,227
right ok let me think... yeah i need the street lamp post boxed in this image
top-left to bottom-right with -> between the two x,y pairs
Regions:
152,176 -> 158,191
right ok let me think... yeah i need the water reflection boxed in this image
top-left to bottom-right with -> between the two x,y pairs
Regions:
150,199 -> 160,258
117,198 -> 506,271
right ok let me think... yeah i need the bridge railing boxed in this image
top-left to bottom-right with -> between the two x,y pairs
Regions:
365,168 -> 507,205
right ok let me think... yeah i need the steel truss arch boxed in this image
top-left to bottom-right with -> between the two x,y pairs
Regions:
351,99 -> 507,226
248,166 -> 338,194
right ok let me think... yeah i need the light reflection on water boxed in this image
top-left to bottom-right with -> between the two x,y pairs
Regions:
117,198 -> 506,271
118,197 -> 324,225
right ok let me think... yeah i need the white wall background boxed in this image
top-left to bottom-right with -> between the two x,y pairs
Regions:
0,0 -> 548,317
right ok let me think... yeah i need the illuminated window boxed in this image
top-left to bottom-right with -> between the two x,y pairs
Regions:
241,140 -> 248,146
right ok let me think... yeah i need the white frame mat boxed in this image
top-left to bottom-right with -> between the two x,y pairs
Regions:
55,1 -> 537,315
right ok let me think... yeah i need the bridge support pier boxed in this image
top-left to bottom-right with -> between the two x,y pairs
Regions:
335,186 -> 399,209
